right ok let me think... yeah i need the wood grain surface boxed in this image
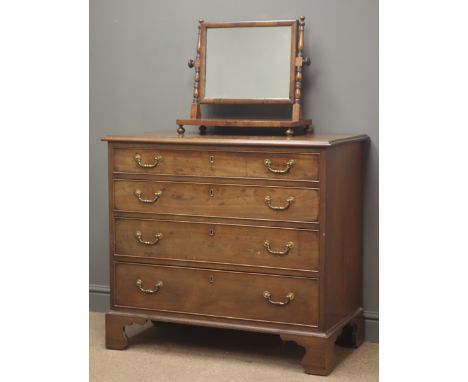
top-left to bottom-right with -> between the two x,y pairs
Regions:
113,179 -> 320,222
104,133 -> 368,376
114,217 -> 319,272
113,147 -> 319,180
113,262 -> 319,327
102,131 -> 369,148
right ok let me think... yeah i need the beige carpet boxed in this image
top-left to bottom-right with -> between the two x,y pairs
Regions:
90,312 -> 378,381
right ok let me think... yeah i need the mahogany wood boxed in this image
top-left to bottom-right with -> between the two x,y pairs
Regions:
105,312 -> 147,350
114,217 -> 319,272
113,147 -> 319,180
190,19 -> 203,119
113,172 -> 319,189
103,132 -> 368,375
279,314 -> 365,375
105,308 -> 361,342
202,20 -> 298,28
113,262 -> 319,327
323,143 -> 365,328
280,332 -> 340,375
102,131 -> 368,147
113,210 -> 319,230
113,179 -> 319,222
179,18 -> 311,134
292,16 -> 306,121
175,118 -> 312,129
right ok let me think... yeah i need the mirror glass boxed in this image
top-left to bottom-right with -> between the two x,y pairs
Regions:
204,26 -> 292,100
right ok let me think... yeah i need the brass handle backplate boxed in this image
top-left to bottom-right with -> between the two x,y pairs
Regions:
264,195 -> 294,211
136,279 -> 163,294
134,153 -> 163,168
264,159 -> 295,174
134,189 -> 163,204
263,291 -> 295,306
264,240 -> 294,256
135,231 -> 163,246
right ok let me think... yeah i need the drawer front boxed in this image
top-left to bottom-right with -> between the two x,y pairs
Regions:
115,218 -> 319,272
113,148 -> 319,181
114,180 -> 319,222
114,263 -> 319,327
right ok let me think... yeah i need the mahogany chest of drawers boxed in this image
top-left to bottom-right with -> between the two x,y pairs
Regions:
102,131 -> 368,375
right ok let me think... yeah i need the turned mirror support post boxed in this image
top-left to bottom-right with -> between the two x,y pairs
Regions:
190,19 -> 204,120
292,16 -> 306,122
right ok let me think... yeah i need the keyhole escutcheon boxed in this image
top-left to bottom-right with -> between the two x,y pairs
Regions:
209,188 -> 215,197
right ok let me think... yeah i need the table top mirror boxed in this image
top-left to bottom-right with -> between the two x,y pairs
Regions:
176,17 -> 312,136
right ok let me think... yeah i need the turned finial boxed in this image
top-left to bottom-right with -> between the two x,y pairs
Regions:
199,18 -> 204,25
299,16 -> 305,24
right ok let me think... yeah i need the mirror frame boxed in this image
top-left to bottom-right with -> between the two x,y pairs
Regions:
198,20 -> 298,105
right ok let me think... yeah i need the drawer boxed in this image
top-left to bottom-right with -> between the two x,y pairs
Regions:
115,218 -> 319,272
114,180 -> 319,222
113,148 -> 319,181
114,262 -> 319,327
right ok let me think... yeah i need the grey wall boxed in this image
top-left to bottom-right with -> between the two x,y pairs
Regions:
90,0 -> 378,341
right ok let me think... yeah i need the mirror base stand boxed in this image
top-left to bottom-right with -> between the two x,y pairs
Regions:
175,118 -> 312,136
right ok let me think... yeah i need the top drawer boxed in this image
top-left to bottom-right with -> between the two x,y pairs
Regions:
113,148 -> 319,181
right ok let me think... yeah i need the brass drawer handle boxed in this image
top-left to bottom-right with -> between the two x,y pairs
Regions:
136,279 -> 163,294
134,189 -> 163,204
264,159 -> 295,174
134,153 -> 163,168
264,195 -> 294,210
135,231 -> 163,246
264,240 -> 294,256
263,291 -> 295,306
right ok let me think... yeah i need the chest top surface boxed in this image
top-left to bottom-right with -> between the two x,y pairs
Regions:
102,131 -> 368,148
